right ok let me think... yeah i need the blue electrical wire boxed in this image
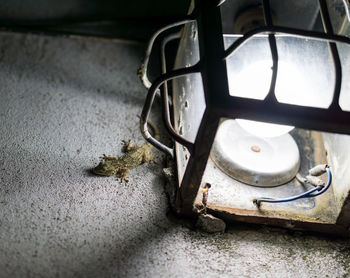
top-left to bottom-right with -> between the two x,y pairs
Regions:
254,167 -> 332,207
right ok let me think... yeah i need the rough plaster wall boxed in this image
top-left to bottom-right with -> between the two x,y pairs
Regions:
0,32 -> 349,278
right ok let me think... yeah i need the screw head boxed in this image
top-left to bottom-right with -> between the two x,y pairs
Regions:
251,145 -> 261,153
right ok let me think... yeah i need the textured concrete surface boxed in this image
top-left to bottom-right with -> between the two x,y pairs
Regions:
0,32 -> 350,278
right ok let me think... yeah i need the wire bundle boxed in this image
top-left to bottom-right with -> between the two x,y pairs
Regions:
254,165 -> 332,207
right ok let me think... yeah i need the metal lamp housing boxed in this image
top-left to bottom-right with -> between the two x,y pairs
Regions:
140,0 -> 350,236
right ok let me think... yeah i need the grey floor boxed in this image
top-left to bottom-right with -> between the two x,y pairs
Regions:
0,32 -> 349,278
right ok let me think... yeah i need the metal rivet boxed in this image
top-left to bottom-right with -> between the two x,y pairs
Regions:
251,145 -> 261,152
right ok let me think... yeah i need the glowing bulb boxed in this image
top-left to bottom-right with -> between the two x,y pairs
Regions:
229,60 -> 272,100
229,60 -> 301,137
235,119 -> 294,138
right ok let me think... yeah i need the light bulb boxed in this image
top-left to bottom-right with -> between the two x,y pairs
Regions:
235,119 -> 294,137
229,60 -> 299,137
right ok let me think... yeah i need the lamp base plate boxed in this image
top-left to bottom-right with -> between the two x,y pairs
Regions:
211,119 -> 300,187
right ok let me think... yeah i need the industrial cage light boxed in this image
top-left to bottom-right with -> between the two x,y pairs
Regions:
139,0 -> 350,235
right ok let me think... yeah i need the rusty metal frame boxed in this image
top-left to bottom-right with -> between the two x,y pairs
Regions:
140,0 -> 350,225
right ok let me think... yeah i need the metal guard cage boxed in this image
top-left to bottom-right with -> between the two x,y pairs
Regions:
139,0 -> 350,226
